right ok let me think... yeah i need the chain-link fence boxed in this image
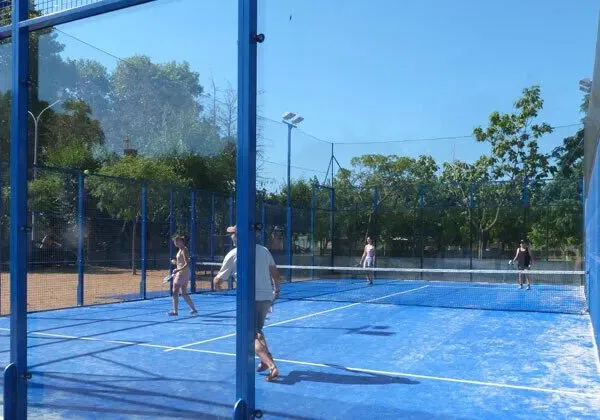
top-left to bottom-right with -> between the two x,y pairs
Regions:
0,164 -> 584,314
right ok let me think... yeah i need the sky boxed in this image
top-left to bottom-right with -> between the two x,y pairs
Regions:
30,0 -> 600,188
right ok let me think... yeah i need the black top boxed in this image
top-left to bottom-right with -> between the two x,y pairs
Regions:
517,247 -> 531,267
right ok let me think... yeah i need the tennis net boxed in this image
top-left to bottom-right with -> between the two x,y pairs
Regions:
197,263 -> 587,314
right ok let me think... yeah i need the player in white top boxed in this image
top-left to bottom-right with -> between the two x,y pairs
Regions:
359,236 -> 376,285
213,225 -> 281,382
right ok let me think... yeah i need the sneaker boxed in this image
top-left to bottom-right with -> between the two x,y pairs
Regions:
518,284 -> 523,289
526,285 -> 531,290
190,310 -> 198,316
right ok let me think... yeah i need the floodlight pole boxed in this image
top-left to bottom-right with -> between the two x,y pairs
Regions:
282,113 -> 303,281
285,121 -> 293,281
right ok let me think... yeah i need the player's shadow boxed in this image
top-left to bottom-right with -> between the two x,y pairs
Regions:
274,365 -> 419,386
346,325 -> 395,336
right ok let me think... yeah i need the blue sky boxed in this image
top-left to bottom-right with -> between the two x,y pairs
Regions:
51,0 -> 599,188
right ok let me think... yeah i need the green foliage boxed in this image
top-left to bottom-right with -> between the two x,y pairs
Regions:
473,86 -> 552,181
45,141 -> 101,171
157,141 -> 236,193
88,156 -> 185,222
551,128 -> 584,178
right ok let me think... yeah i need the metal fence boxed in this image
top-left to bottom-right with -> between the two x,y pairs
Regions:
0,163 -> 585,314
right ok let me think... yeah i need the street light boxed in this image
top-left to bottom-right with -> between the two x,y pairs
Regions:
282,111 -> 304,280
28,97 -> 63,242
28,97 -> 63,178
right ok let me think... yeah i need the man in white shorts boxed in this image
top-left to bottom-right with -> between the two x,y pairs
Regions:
213,225 -> 281,382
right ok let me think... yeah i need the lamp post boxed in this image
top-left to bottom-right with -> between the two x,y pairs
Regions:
282,111 -> 304,281
28,98 -> 62,179
28,97 -> 62,242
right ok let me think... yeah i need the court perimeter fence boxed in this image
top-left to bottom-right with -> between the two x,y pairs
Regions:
0,163 -> 586,315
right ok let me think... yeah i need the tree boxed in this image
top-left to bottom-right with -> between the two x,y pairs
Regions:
528,176 -> 582,262
473,86 -> 553,182
551,128 -> 584,178
87,156 -> 186,274
157,140 -> 236,193
441,156 -> 523,259
108,55 -> 220,156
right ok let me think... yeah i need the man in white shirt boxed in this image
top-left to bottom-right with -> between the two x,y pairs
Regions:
213,225 -> 281,382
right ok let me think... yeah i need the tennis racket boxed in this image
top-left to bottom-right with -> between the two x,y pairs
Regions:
162,273 -> 174,284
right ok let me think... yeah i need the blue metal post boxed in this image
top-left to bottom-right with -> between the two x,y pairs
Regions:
77,171 -> 85,306
286,123 -> 293,281
6,1 -> 30,418
169,188 -> 175,297
234,0 -> 258,417
311,183 -> 316,277
260,200 -> 266,246
330,185 -> 335,268
190,190 -> 197,293
228,196 -> 235,250
373,186 -> 379,237
169,188 -> 175,260
419,185 -> 424,270
210,192 -> 216,285
140,185 -> 147,299
523,179 -> 529,240
469,183 -> 474,281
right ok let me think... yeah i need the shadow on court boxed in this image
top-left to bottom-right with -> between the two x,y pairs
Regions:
273,368 -> 419,386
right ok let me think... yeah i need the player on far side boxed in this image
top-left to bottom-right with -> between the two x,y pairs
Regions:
213,225 -> 281,382
168,234 -> 198,316
512,239 -> 534,290
359,236 -> 376,285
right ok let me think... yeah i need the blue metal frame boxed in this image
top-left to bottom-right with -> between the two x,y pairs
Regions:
77,170 -> 85,306
0,0 -> 157,40
210,192 -> 216,286
234,0 -> 258,418
169,188 -> 175,297
140,185 -> 147,299
7,1 -> 29,418
190,190 -> 197,293
311,184 -> 316,276
4,0 -> 255,417
329,185 -> 335,267
260,199 -> 266,246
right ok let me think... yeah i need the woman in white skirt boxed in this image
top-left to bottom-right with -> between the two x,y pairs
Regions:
359,236 -> 376,285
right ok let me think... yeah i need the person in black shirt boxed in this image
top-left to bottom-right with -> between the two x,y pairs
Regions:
512,239 -> 534,290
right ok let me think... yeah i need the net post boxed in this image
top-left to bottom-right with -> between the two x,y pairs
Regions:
140,184 -> 147,300
8,1 -> 30,417
190,190 -> 197,294
77,170 -> 85,306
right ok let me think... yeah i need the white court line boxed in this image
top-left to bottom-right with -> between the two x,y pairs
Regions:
163,285 -> 429,352
1,327 -> 597,399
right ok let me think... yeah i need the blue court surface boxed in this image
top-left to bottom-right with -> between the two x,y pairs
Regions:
0,280 -> 599,419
